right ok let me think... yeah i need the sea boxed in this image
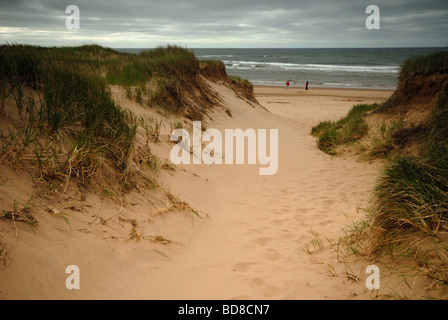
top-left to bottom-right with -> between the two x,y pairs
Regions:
116,47 -> 447,90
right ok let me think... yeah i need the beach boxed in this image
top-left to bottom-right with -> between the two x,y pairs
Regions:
1,0 -> 446,303
0,83 -> 394,299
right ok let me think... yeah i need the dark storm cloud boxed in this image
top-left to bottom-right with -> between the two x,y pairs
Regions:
0,0 -> 447,47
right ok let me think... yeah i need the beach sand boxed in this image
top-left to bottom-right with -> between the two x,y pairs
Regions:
0,84 -> 393,300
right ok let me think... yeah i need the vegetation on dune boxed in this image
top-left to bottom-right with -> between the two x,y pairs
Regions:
312,50 -> 448,297
310,103 -> 379,155
372,85 -> 448,235
0,43 -> 248,195
229,75 -> 253,88
199,59 -> 257,104
0,44 -> 222,256
0,44 -> 138,189
0,43 -> 255,194
367,53 -> 448,236
401,50 -> 448,79
374,50 -> 448,115
140,45 -> 199,80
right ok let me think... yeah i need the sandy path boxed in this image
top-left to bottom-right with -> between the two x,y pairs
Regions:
143,85 -> 393,299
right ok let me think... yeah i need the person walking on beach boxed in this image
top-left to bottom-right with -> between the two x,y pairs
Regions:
306,81 -> 309,91
286,81 -> 290,89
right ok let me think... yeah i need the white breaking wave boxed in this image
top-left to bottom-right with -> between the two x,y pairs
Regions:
223,60 -> 400,73
198,54 -> 235,58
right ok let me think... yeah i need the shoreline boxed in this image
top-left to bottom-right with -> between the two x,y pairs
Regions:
253,85 -> 394,103
254,84 -> 395,93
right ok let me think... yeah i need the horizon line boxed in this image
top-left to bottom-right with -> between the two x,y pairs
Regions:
113,46 -> 447,50
1,41 -> 446,50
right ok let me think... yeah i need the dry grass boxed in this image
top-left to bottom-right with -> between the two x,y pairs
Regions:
0,44 -> 214,274
312,52 -> 448,299
0,197 -> 37,226
0,197 -> 37,268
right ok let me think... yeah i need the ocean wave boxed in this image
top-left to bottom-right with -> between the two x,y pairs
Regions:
223,60 -> 400,73
198,54 -> 234,58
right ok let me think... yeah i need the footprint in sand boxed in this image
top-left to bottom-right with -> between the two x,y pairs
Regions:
322,199 -> 336,206
296,222 -> 311,229
252,237 -> 275,246
249,277 -> 265,288
294,207 -> 313,214
230,200 -> 246,206
296,234 -> 308,242
318,219 -> 335,227
248,227 -> 264,235
271,218 -> 289,226
279,229 -> 295,240
248,277 -> 282,298
272,208 -> 290,215
233,261 -> 258,273
261,248 -> 283,261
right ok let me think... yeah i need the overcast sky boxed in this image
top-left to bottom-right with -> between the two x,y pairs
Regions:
0,0 -> 447,48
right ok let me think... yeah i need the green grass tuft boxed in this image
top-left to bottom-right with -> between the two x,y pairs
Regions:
0,44 -> 139,188
311,103 -> 379,154
401,50 -> 448,78
371,86 -> 448,235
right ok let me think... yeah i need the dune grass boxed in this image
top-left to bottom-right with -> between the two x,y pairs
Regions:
371,85 -> 448,235
140,45 -> 199,79
401,50 -> 448,78
315,52 -> 448,296
0,43 -> 232,194
229,75 -> 253,88
0,44 -> 205,192
311,103 -> 379,155
373,149 -> 448,234
199,59 -> 222,65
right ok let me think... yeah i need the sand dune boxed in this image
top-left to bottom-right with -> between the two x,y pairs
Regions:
149,84 -> 392,300
0,82 -> 393,300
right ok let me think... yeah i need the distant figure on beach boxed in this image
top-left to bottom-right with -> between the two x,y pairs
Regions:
286,81 -> 290,89
306,81 -> 309,91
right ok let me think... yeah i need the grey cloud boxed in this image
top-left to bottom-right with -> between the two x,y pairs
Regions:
0,0 -> 447,47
